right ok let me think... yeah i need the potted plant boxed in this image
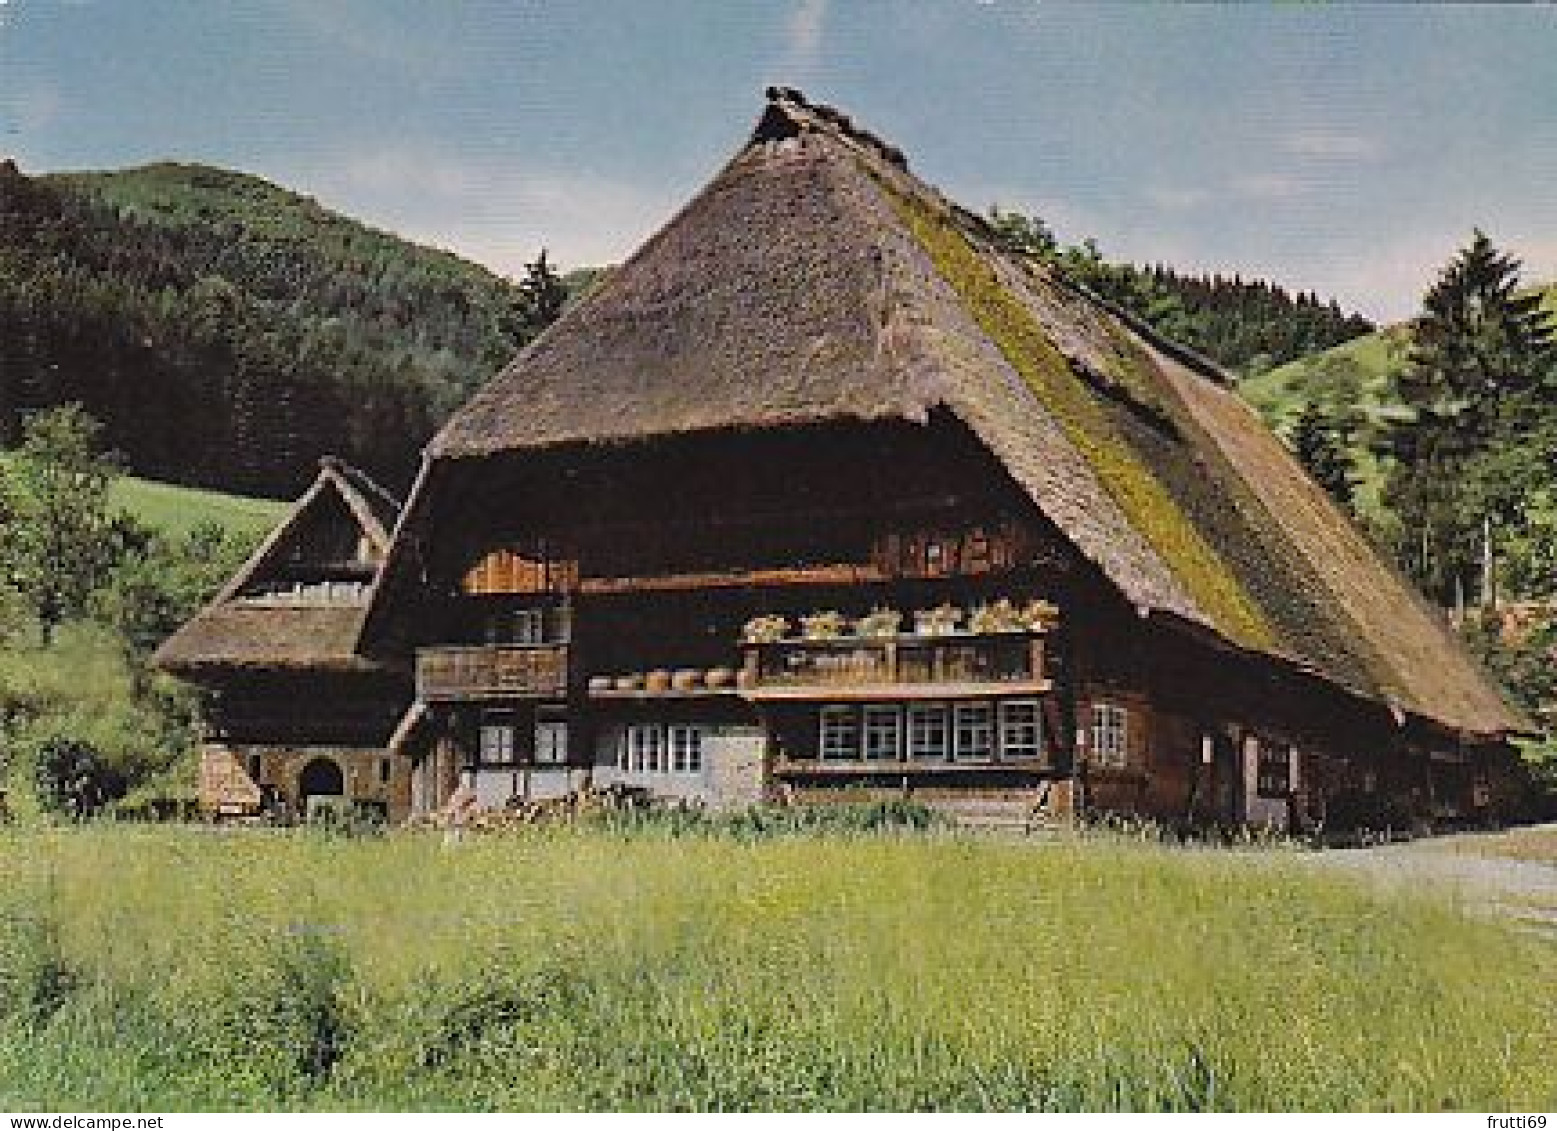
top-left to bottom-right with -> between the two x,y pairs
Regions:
1022,599 -> 1060,630
800,610 -> 849,639
969,598 -> 1024,634
855,606 -> 903,638
742,614 -> 790,643
914,603 -> 962,636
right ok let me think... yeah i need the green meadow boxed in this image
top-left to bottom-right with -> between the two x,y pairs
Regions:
107,473 -> 287,540
1,825 -> 1552,1111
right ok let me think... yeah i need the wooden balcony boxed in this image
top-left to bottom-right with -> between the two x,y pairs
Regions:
741,631 -> 1047,701
416,643 -> 569,701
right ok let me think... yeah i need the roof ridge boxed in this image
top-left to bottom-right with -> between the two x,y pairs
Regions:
758,86 -> 908,170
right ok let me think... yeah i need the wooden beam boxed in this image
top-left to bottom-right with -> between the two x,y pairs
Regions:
742,680 -> 1052,702
579,563 -> 889,594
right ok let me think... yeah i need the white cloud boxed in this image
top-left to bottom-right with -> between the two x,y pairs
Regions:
1230,172 -> 1307,202
1282,130 -> 1383,161
282,146 -> 679,277
268,0 -> 443,77
781,0 -> 827,80
1143,184 -> 1212,211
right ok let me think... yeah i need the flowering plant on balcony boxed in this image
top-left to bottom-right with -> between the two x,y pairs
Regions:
800,610 -> 849,639
913,603 -> 963,636
854,607 -> 903,638
969,598 -> 1025,634
741,614 -> 790,644
1022,599 -> 1060,630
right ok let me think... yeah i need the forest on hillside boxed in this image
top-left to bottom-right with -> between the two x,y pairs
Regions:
0,160 -> 570,498
986,206 -> 1375,376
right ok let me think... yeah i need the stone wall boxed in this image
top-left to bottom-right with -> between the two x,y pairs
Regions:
199,742 -> 412,822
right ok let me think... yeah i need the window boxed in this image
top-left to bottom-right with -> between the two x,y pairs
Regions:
479,723 -> 518,765
535,721 -> 568,766
999,700 -> 1042,760
863,706 -> 903,762
487,606 -> 547,645
1256,739 -> 1292,798
619,724 -> 703,775
907,704 -> 949,761
622,725 -> 654,773
1090,703 -> 1129,768
954,703 -> 994,762
246,753 -> 263,781
819,707 -> 859,761
378,757 -> 392,785
669,725 -> 704,774
513,608 -> 546,644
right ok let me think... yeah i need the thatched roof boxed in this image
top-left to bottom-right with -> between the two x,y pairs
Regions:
154,459 -> 400,674
408,88 -> 1523,737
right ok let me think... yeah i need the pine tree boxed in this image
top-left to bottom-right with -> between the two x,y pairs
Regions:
1383,231 -> 1557,603
504,249 -> 569,350
1291,401 -> 1357,511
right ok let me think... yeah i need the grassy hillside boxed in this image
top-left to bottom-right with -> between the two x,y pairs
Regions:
2,159 -> 549,497
0,454 -> 284,540
109,473 -> 286,540
1,825 -> 1552,1111
1238,283 -> 1557,519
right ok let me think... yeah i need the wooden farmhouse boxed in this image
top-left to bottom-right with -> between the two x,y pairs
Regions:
160,89 -> 1529,830
154,458 -> 412,820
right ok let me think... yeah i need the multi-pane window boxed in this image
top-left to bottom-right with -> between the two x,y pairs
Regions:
620,724 -> 704,775
534,721 -> 568,765
669,725 -> 704,774
863,706 -> 903,761
1256,739 -> 1292,798
479,722 -> 518,765
484,606 -> 548,645
907,704 -> 950,761
1090,703 -> 1129,768
953,703 -> 994,762
513,608 -> 547,644
999,700 -> 1043,760
819,707 -> 859,761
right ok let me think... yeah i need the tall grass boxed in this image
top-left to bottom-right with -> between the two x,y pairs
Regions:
0,825 -> 1551,1111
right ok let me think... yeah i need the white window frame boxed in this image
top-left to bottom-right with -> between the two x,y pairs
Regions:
479,722 -> 518,765
907,703 -> 950,762
954,702 -> 994,762
862,706 -> 903,762
513,607 -> 547,644
819,706 -> 859,761
999,700 -> 1043,761
1090,702 -> 1129,768
534,721 -> 568,766
625,725 -> 654,774
669,725 -> 704,775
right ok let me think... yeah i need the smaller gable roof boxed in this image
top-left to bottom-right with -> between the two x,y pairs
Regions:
154,458 -> 401,675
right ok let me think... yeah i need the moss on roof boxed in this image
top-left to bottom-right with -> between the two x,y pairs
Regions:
365,88 -> 1522,737
880,182 -> 1274,651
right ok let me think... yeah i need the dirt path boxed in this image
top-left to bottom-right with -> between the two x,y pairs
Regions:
1303,824 -> 1557,932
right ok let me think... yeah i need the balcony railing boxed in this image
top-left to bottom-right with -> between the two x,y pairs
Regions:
416,643 -> 569,700
741,631 -> 1046,700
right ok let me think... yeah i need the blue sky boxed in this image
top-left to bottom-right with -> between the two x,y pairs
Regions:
2,1 -> 1554,320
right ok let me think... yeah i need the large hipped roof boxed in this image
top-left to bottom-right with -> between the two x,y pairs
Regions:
419,89 -> 1522,737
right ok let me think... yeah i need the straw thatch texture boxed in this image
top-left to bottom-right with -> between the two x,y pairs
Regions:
404,90 -> 1522,735
154,459 -> 397,674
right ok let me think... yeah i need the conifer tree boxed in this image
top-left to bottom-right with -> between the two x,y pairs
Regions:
1291,401 -> 1357,511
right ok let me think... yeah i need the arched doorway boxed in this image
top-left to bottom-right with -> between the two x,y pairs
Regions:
298,757 -> 345,805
